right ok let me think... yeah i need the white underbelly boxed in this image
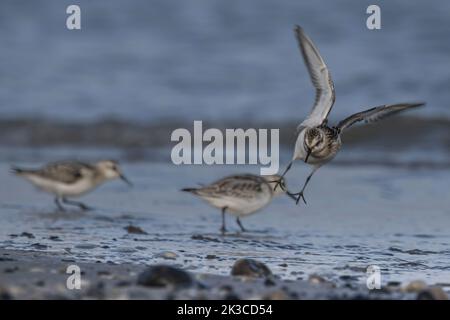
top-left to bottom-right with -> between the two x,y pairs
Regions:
203,196 -> 272,217
25,175 -> 97,197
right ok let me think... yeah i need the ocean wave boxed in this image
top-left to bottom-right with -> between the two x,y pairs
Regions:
0,116 -> 448,151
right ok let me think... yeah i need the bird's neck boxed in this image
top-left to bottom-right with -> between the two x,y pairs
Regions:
92,171 -> 109,186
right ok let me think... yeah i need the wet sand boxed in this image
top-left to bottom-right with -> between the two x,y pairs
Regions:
2,248 -> 442,300
1,161 -> 450,300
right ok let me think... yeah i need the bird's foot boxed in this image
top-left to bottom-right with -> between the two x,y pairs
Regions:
287,191 -> 307,205
296,193 -> 307,205
220,226 -> 227,235
273,179 -> 285,192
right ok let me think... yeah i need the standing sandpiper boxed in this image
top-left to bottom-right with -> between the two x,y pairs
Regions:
275,26 -> 424,204
12,160 -> 132,211
182,174 -> 296,233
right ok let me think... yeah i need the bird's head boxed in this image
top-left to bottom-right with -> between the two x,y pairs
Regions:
95,160 -> 132,186
304,128 -> 324,162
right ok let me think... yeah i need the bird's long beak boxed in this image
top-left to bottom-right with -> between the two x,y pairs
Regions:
120,174 -> 133,187
304,148 -> 311,163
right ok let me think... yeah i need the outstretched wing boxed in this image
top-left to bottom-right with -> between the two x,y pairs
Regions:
336,102 -> 425,132
295,25 -> 335,129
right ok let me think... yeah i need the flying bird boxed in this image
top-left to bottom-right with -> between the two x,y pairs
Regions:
275,26 -> 424,204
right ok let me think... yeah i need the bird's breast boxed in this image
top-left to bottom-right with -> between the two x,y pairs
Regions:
293,128 -> 341,165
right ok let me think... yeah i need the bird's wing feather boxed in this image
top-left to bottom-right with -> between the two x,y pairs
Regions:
197,175 -> 265,198
336,102 -> 425,132
295,26 -> 335,129
37,161 -> 94,184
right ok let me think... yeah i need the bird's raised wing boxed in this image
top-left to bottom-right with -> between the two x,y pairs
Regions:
295,26 -> 335,130
336,102 -> 425,132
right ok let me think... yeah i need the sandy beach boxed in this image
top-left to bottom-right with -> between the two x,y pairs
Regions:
3,248 -> 446,300
1,162 -> 449,300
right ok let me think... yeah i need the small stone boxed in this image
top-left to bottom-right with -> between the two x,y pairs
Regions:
124,225 -> 148,235
231,259 -> 272,278
387,281 -> 402,287
278,263 -> 288,267
20,232 -> 35,239
0,286 -> 12,300
308,274 -> 335,287
30,243 -> 48,250
308,274 -> 327,284
223,292 -> 240,300
155,251 -> 178,260
137,265 -> 194,288
206,255 -> 217,260
35,280 -> 45,287
4,266 -> 19,273
417,286 -> 448,300
97,270 -> 111,276
263,290 -> 290,300
0,257 -> 14,262
264,277 -> 276,287
404,280 -> 427,293
116,280 -> 131,287
87,281 -> 106,299
191,234 -> 220,242
339,275 -> 358,282
218,285 -> 238,299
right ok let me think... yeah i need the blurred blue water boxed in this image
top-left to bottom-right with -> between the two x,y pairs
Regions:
0,0 -> 448,123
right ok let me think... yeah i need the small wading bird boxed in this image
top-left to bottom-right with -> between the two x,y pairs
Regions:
275,26 -> 424,204
12,160 -> 132,211
182,174 -> 296,233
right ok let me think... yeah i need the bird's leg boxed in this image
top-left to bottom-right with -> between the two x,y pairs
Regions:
62,197 -> 92,211
274,161 -> 293,191
288,167 -> 318,205
236,217 -> 247,232
54,197 -> 66,212
220,207 -> 227,234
